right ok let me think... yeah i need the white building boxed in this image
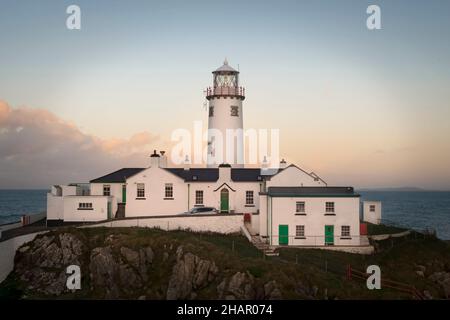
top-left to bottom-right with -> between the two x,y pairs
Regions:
47,60 -> 376,249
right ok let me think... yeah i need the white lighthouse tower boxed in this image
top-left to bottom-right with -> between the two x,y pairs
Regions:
206,59 -> 245,168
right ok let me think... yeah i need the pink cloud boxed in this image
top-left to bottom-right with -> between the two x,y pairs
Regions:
0,101 -> 165,188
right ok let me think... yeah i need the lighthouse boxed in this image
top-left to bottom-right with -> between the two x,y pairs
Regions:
205,59 -> 245,168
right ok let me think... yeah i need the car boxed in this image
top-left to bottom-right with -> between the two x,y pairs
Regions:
181,207 -> 218,215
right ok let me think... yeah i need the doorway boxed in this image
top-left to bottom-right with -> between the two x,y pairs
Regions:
220,188 -> 229,213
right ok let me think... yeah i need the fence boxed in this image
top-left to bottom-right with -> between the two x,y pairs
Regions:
346,265 -> 425,300
277,250 -> 425,299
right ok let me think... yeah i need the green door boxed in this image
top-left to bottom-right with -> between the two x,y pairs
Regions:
279,225 -> 289,245
220,189 -> 229,212
325,225 -> 334,245
122,184 -> 126,203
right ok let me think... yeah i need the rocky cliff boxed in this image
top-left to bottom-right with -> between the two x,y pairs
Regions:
3,227 -> 450,300
7,228 -> 313,299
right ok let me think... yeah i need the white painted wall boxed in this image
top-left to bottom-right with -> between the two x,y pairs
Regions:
259,194 -> 268,238
363,201 -> 382,224
62,196 -> 110,222
0,232 -> 46,283
47,193 -> 64,220
61,185 -> 77,196
269,196 -> 361,246
266,165 -> 325,188
187,180 -> 261,214
83,214 -> 244,234
91,183 -> 124,202
207,97 -> 244,168
126,167 -> 188,216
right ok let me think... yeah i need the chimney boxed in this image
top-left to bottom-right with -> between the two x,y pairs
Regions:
280,158 -> 287,169
183,155 -> 190,171
160,150 -> 167,168
219,163 -> 231,181
260,156 -> 270,175
150,150 -> 160,167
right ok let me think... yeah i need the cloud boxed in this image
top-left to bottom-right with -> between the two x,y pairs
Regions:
0,101 -> 164,188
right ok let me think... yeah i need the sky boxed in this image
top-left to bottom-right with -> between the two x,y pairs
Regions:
0,0 -> 450,189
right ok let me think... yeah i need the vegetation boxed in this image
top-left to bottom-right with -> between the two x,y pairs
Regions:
0,226 -> 449,299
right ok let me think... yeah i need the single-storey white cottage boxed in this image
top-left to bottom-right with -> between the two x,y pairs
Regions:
47,60 -> 379,250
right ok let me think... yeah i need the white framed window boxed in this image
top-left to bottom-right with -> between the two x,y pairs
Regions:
137,183 -> 145,198
325,202 -> 335,214
195,190 -> 203,205
209,106 -> 214,117
230,105 -> 239,117
165,183 -> 173,198
296,225 -> 305,238
370,205 -> 376,212
78,203 -> 93,210
341,225 -> 351,238
245,191 -> 254,205
296,201 -> 305,214
103,184 -> 111,196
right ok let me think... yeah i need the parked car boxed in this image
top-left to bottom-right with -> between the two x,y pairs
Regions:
181,207 -> 218,215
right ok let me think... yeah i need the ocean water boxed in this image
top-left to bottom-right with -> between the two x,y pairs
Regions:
359,191 -> 450,240
0,190 -> 449,239
0,190 -> 48,225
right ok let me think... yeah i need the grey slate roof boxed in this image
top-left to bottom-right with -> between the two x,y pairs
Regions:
265,186 -> 359,197
90,167 -> 270,183
165,168 -> 219,182
90,168 -> 145,183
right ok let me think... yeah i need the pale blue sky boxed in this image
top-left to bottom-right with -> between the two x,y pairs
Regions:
1,0 -> 450,188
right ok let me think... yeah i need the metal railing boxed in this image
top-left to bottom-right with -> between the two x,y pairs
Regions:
205,86 -> 245,98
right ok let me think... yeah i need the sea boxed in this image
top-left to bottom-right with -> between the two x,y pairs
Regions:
0,190 -> 449,239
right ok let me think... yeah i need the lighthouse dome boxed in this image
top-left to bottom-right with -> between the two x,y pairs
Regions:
213,59 -> 239,74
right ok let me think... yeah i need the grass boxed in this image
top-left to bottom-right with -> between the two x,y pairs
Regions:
366,223 -> 407,235
2,226 -> 450,299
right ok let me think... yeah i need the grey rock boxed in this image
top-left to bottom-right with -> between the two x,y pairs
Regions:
416,265 -> 426,272
416,270 -> 425,277
89,247 -> 120,298
264,280 -> 282,300
166,251 -> 218,300
423,290 -> 433,300
59,233 -> 84,265
429,272 -> 450,298
120,247 -> 140,268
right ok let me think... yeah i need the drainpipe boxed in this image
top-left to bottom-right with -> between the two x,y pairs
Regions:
269,196 -> 272,246
187,184 -> 190,211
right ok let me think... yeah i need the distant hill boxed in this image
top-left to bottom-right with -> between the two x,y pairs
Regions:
357,187 -> 431,192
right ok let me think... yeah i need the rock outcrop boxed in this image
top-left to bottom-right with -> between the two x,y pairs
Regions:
14,233 -> 86,295
11,230 -> 293,300
166,246 -> 218,299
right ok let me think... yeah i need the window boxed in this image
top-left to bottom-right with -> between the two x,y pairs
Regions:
103,185 -> 111,196
341,225 -> 351,238
296,225 -> 305,238
370,205 -> 376,212
296,201 -> 305,214
165,183 -> 173,199
230,105 -> 239,117
195,190 -> 203,205
78,203 -> 93,210
209,106 -> 214,117
137,183 -> 145,198
325,202 -> 335,214
245,191 -> 254,205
